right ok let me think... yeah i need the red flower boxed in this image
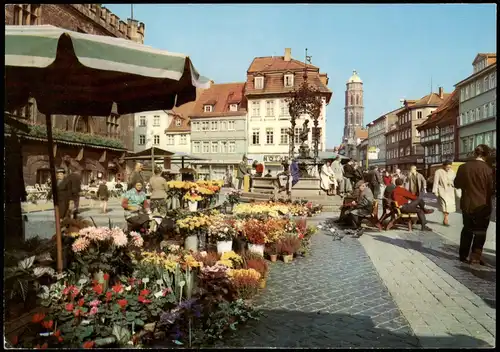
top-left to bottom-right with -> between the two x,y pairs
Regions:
82,341 -> 95,349
138,296 -> 151,304
112,283 -> 123,294
103,273 -> 110,281
298,233 -> 304,239
58,336 -> 64,343
41,320 -> 54,329
139,289 -> 150,296
32,313 -> 46,323
127,278 -> 136,286
35,343 -> 48,349
78,298 -> 85,307
162,288 -> 172,296
105,291 -> 113,302
65,303 -> 74,312
117,299 -> 128,308
10,336 -> 18,346
74,309 -> 83,318
92,284 -> 103,295
53,330 -> 61,338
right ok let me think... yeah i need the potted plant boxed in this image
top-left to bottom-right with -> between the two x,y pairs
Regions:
183,187 -> 202,212
244,254 -> 269,289
226,190 -> 242,212
265,242 -> 279,262
176,214 -> 212,252
278,236 -> 301,263
242,219 -> 267,257
209,219 -> 236,255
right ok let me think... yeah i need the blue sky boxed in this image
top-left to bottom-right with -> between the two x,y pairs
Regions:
106,4 -> 496,148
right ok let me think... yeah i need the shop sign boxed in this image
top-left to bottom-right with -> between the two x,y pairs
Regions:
263,155 -> 287,163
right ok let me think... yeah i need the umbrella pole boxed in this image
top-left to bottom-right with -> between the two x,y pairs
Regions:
181,156 -> 185,169
45,114 -> 64,273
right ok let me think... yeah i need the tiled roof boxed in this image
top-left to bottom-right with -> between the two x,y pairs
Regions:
355,127 -> 368,140
472,53 -> 496,65
166,87 -> 208,133
370,107 -> 404,125
248,56 -> 318,73
417,90 -> 458,130
190,82 -> 248,119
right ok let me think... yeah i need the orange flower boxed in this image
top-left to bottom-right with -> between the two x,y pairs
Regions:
82,341 -> 95,349
112,283 -> 123,294
103,273 -> 110,281
92,284 -> 103,295
78,298 -> 85,307
65,303 -> 74,312
41,320 -> 54,329
117,299 -> 128,308
32,313 -> 46,323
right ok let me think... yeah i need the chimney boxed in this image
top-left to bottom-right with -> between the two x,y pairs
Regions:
284,48 -> 291,62
438,86 -> 444,99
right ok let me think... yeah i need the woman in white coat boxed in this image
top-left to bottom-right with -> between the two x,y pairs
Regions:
320,159 -> 337,195
432,161 -> 456,226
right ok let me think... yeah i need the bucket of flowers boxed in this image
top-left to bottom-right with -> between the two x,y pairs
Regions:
209,218 -> 237,255
176,214 -> 212,251
183,186 -> 203,212
277,236 -> 301,263
242,219 -> 267,256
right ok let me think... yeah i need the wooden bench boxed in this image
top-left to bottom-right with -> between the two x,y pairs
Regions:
362,199 -> 382,231
385,201 -> 419,231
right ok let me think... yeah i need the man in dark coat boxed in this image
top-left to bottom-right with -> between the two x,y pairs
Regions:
56,168 -> 71,220
367,165 -> 383,199
342,181 -> 375,236
66,166 -> 82,218
454,144 -> 494,265
343,158 -> 356,192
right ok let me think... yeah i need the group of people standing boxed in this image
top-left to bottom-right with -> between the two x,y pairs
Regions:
320,157 -> 364,196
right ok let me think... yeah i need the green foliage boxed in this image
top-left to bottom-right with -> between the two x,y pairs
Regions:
7,123 -> 125,149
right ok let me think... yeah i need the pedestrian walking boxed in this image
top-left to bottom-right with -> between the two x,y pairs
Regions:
97,179 -> 109,214
367,166 -> 383,199
236,155 -> 249,190
454,144 -> 494,265
407,165 -> 426,197
432,161 -> 456,226
56,168 -> 71,221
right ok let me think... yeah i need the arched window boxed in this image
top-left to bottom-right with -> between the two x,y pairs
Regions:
348,112 -> 353,125
356,95 -> 360,105
355,113 -> 360,125
75,116 -> 90,133
350,95 -> 354,106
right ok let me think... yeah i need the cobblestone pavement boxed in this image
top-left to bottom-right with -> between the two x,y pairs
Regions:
359,230 -> 495,348
220,232 -> 422,348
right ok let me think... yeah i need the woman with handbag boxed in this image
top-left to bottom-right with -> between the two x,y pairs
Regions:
433,161 -> 456,226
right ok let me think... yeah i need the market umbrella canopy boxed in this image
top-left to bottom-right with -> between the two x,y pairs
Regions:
5,25 -> 211,116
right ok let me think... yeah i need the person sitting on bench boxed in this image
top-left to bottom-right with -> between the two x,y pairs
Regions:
379,182 -> 396,224
391,178 -> 433,231
344,181 -> 374,237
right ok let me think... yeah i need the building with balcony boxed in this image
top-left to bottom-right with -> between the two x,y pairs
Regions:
190,83 -> 248,180
417,90 -> 459,169
394,88 -> 449,172
456,53 -> 497,161
366,107 -> 403,168
244,48 -> 332,173
5,4 -> 145,184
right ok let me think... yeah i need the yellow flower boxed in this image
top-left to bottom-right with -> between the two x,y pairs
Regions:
228,268 -> 261,280
220,251 -> 243,264
216,259 -> 233,268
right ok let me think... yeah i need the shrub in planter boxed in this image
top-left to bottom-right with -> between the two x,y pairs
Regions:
216,251 -> 243,269
244,257 -> 269,281
228,269 -> 261,300
192,251 -> 219,267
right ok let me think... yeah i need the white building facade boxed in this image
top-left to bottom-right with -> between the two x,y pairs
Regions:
133,110 -> 171,153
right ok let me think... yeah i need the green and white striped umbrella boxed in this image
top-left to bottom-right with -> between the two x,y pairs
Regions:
5,25 -> 211,115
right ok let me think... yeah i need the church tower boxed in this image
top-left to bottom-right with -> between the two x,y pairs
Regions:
343,70 -> 364,142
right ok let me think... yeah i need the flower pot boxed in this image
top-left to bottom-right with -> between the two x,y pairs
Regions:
184,235 -> 199,252
282,254 -> 293,263
93,270 -> 109,290
269,254 -> 278,262
217,240 -> 233,255
259,279 -> 267,289
188,201 -> 198,212
248,243 -> 265,256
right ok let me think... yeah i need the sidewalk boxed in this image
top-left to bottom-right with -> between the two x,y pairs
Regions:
359,231 -> 495,347
22,198 -> 117,214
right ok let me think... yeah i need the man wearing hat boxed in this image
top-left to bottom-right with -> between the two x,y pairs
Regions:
342,180 -> 377,236
56,168 -> 71,220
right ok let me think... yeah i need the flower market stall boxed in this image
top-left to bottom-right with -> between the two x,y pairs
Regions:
7,193 -> 323,348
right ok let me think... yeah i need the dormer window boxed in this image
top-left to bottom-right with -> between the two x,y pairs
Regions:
255,76 -> 264,89
204,105 -> 213,113
229,104 -> 238,112
284,74 -> 294,87
175,118 -> 181,126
